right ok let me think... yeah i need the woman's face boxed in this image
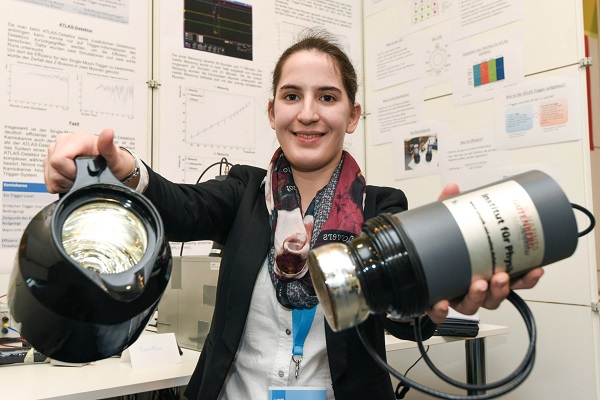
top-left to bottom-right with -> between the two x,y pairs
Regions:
268,50 -> 361,174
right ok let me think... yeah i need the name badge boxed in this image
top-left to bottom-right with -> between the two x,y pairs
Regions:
268,387 -> 326,400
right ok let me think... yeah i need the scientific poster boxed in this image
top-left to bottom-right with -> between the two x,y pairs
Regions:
369,31 -> 425,91
0,0 -> 151,273
494,71 -> 582,149
439,131 -> 506,189
455,0 -> 523,39
155,0 -> 363,255
370,84 -> 424,145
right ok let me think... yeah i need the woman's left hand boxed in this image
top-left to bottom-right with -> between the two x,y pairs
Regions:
425,183 -> 545,325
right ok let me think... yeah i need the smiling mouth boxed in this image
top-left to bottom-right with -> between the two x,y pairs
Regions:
294,132 -> 325,139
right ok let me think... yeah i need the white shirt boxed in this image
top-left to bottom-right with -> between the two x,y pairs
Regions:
219,260 -> 335,400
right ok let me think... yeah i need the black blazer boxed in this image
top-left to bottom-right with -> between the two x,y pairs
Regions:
143,164 -> 436,400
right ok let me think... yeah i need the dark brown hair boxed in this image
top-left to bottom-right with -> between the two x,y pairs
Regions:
271,29 -> 358,106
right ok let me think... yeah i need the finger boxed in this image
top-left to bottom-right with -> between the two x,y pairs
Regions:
482,272 -> 510,310
97,128 -> 124,173
438,182 -> 460,200
46,134 -> 77,181
43,156 -> 55,194
427,300 -> 449,324
450,279 -> 488,315
45,138 -> 77,193
47,132 -> 98,180
97,128 -> 117,158
96,129 -> 136,179
510,268 -> 544,290
46,168 -> 75,194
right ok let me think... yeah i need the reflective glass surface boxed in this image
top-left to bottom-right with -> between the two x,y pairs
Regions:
61,202 -> 148,274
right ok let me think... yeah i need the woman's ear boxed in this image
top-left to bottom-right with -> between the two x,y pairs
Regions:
268,99 -> 275,129
346,102 -> 362,134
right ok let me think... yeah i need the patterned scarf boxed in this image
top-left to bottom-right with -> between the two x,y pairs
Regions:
265,148 -> 366,309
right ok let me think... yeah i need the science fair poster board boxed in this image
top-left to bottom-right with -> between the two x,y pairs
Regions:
0,0 -> 365,271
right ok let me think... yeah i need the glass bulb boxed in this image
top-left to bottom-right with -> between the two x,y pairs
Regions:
61,201 -> 148,274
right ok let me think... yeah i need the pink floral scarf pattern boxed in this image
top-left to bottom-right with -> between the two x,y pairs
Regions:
265,148 -> 366,309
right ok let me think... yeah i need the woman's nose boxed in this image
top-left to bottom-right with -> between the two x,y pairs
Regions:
297,99 -> 319,124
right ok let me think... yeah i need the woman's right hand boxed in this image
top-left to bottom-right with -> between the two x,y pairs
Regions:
43,128 -> 137,193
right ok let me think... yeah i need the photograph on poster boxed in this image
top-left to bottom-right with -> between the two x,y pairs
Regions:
183,0 -> 253,60
404,135 -> 438,169
393,121 -> 445,180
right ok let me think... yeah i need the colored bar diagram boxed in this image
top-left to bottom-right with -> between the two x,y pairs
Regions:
473,57 -> 505,87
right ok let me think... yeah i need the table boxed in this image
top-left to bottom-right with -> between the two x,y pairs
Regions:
1,324 -> 507,399
0,347 -> 200,400
385,323 -> 509,395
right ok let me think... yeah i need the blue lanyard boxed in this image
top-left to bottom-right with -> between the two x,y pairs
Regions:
292,306 -> 317,357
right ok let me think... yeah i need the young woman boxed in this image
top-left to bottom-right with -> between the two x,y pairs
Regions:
44,30 -> 543,400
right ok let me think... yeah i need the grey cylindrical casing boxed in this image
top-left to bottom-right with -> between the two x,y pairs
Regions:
514,170 -> 578,265
394,202 -> 472,306
392,170 -> 578,306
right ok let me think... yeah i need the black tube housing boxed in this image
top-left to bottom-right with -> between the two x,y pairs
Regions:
8,157 -> 172,363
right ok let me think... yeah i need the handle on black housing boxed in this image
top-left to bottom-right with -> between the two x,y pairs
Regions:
58,156 -> 121,199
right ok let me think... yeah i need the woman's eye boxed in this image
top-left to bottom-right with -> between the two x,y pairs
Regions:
321,95 -> 335,102
284,94 -> 299,101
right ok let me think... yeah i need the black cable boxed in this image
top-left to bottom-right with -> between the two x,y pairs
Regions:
357,290 -> 536,399
571,203 -> 596,237
395,345 -> 429,399
413,291 -> 535,392
194,157 -> 233,184
404,345 -> 429,376
179,158 -> 233,257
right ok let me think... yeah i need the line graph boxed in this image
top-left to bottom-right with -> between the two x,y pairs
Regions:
80,76 -> 135,118
184,87 -> 255,150
8,64 -> 70,109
